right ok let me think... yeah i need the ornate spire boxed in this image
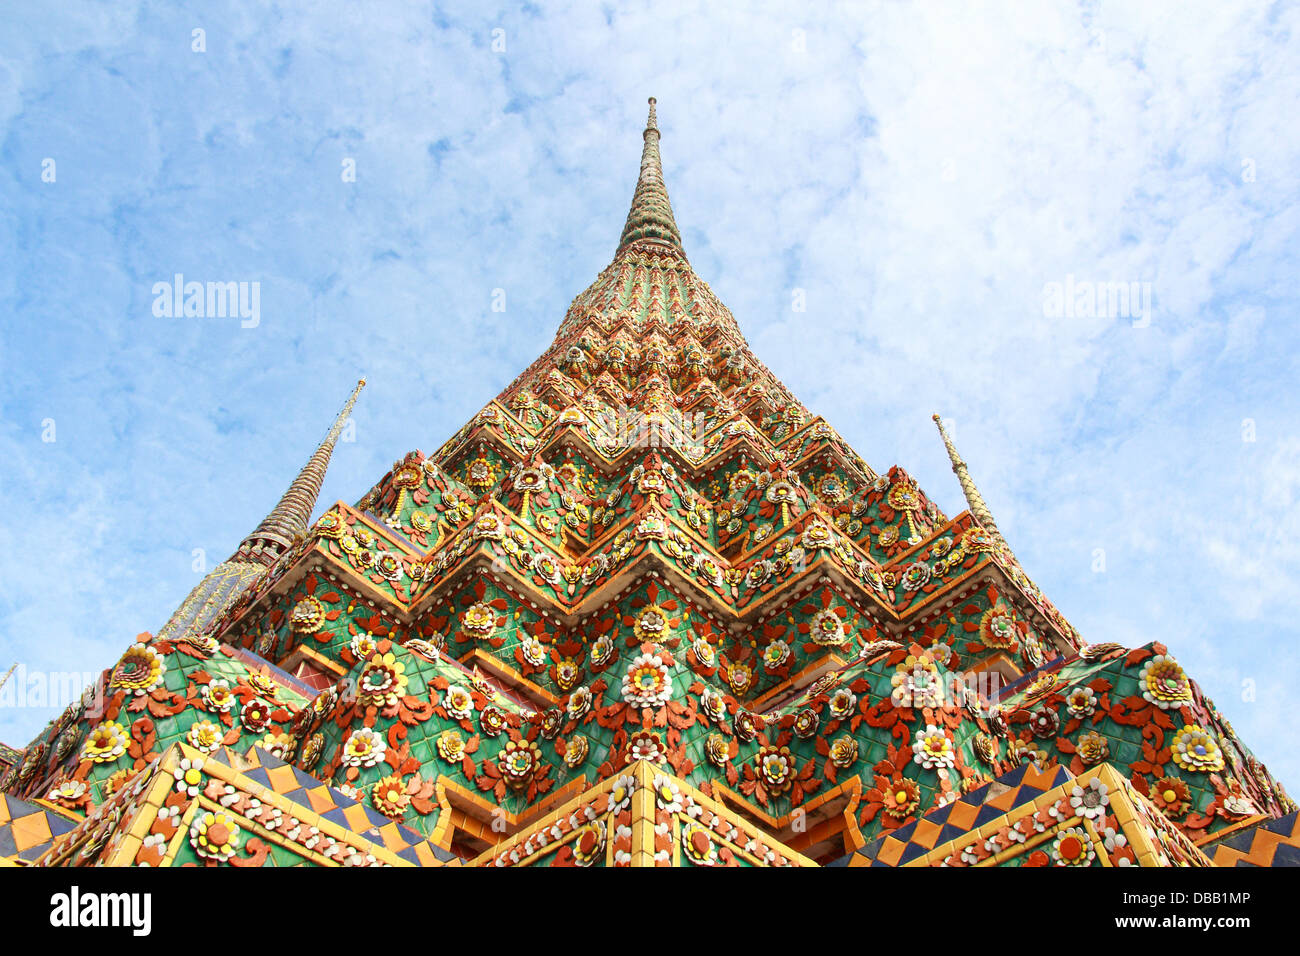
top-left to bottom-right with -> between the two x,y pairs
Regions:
617,96 -> 685,257
157,380 -> 365,643
932,414 -> 1007,547
233,378 -> 366,565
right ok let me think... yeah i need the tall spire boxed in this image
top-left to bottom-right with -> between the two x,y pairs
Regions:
233,378 -> 366,565
158,379 -> 366,643
617,96 -> 685,257
932,414 -> 1007,548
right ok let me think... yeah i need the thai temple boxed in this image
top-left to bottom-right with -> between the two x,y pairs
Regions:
2,99 -> 1296,869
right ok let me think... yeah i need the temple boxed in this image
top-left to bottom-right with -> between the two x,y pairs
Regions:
2,100 -> 1295,869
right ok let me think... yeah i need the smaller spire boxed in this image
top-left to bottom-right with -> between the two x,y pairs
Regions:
932,414 -> 1007,547
234,379 -> 366,565
0,662 -> 17,696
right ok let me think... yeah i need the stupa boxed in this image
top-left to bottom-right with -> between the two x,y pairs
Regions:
2,99 -> 1295,869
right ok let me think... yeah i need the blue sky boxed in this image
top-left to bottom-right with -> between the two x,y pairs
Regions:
2,2 -> 1299,784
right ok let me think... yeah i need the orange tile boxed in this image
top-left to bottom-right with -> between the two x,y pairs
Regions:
266,765 -> 299,793
987,785 -> 1021,812
947,801 -> 979,830
912,819 -> 942,849
1210,846 -> 1244,866
305,788 -> 337,814
10,815 -> 52,851
378,823 -> 405,850
1022,764 -> 1059,791
875,837 -> 905,867
342,804 -> 372,831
